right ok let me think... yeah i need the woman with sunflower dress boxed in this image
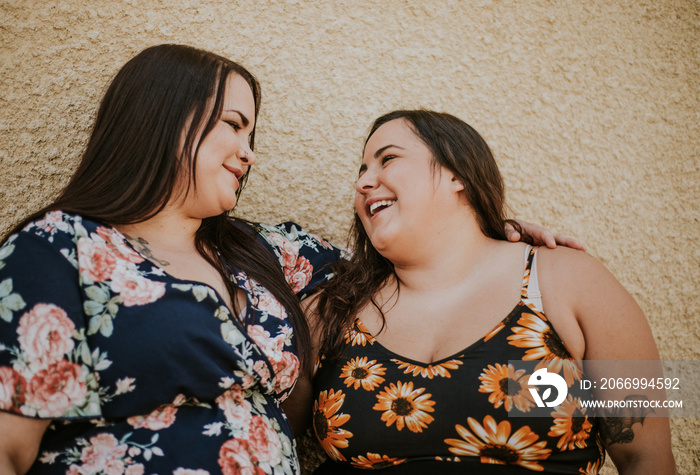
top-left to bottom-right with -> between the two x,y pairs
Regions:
284,110 -> 675,474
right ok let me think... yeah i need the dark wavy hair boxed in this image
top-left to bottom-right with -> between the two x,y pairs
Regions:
315,109 -> 527,361
3,44 -> 312,369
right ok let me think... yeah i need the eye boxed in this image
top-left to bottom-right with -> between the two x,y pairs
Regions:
381,154 -> 396,165
225,120 -> 241,131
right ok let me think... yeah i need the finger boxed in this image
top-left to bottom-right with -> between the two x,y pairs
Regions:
544,233 -> 557,249
554,234 -> 587,252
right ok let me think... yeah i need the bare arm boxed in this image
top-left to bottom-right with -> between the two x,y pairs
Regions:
540,248 -> 675,474
0,412 -> 50,474
282,295 -> 322,437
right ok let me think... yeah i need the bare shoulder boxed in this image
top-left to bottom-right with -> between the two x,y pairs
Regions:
538,246 -> 654,361
300,293 -> 321,327
300,292 -> 324,351
536,245 -> 604,276
533,247 -> 597,360
300,292 -> 320,313
536,245 -> 637,311
536,246 -> 626,303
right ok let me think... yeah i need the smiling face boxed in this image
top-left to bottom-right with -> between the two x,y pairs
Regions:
355,118 -> 464,256
179,73 -> 257,219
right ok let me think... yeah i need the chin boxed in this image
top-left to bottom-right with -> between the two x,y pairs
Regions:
222,197 -> 238,211
367,234 -> 391,255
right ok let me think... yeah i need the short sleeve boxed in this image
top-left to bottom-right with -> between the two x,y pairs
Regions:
0,217 -> 101,420
253,222 -> 346,299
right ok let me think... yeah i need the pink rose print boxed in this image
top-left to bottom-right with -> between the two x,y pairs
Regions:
173,470 -> 210,475
253,288 -> 287,320
216,385 -> 253,427
252,360 -> 271,385
78,237 -> 119,283
218,439 -> 265,475
78,433 -> 128,475
110,266 -> 166,307
25,359 -> 87,417
35,210 -> 69,235
247,415 -> 282,466
0,366 -> 27,411
246,325 -> 285,355
125,463 -> 145,475
96,227 -> 145,264
127,403 -> 178,431
17,303 -> 75,372
246,325 -> 272,343
284,255 -> 312,294
310,233 -> 335,250
268,233 -> 300,270
238,373 -> 256,390
272,351 -> 300,395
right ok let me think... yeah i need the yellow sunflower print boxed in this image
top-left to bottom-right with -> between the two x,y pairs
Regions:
373,381 -> 435,433
483,320 -> 506,342
351,453 -> 407,469
313,389 -> 353,461
548,395 -> 593,451
340,356 -> 386,391
478,363 -> 534,413
521,265 -> 532,298
579,459 -> 602,474
444,415 -> 551,471
345,319 -> 371,347
392,358 -> 463,379
507,311 -> 582,385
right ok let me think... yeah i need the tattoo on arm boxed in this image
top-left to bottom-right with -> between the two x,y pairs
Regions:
599,395 -> 654,445
125,235 -> 171,267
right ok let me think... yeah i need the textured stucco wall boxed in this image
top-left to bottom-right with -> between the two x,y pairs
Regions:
1,0 -> 698,472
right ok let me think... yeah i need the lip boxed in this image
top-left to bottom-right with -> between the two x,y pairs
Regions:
223,164 -> 244,187
364,196 -> 396,219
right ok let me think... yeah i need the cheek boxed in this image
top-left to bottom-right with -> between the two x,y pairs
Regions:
353,193 -> 364,215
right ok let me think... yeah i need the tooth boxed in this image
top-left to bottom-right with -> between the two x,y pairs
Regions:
369,200 -> 396,216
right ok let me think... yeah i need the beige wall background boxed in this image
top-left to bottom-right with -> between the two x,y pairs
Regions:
1,0 -> 698,472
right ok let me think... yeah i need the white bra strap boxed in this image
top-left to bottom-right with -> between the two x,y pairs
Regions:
523,245 -> 544,312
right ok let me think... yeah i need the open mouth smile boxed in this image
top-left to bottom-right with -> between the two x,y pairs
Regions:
369,200 -> 396,217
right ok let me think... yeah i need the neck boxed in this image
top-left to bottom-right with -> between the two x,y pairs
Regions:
391,215 -> 498,292
115,207 -> 202,252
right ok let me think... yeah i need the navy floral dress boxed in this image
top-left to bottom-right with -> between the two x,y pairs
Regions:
0,211 -> 342,475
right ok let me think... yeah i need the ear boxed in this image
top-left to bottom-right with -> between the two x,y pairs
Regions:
449,174 -> 465,193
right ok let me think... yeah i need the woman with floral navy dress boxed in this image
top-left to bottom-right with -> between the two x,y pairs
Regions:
285,110 -> 676,473
0,44 -> 346,474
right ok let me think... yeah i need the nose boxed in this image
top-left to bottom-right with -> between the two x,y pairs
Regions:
355,168 -> 378,194
239,146 -> 256,166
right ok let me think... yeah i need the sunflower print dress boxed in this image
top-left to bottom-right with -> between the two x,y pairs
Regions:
311,246 -> 604,474
0,211 -> 343,475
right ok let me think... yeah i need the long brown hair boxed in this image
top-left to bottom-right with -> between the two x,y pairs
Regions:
3,44 -> 312,370
315,110 -> 527,361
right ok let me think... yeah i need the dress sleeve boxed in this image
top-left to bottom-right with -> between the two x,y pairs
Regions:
0,217 -> 102,420
253,222 -> 346,299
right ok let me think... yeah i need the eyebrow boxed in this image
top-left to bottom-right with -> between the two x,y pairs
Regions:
358,144 -> 405,175
223,109 -> 250,127
373,144 -> 404,159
